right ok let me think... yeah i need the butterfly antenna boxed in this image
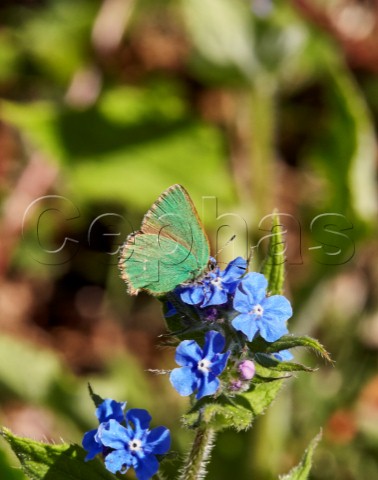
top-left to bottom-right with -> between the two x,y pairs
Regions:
214,234 -> 237,261
246,244 -> 255,268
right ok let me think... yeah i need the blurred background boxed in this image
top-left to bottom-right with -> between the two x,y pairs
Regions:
0,0 -> 378,478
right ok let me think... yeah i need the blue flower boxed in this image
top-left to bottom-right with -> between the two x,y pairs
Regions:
100,409 -> 171,480
273,349 -> 293,361
82,398 -> 126,460
178,256 -> 247,307
232,272 -> 292,342
170,330 -> 230,399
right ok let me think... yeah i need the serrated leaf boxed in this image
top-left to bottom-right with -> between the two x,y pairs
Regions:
260,212 -> 285,295
250,335 -> 332,363
1,428 -> 117,480
279,430 -> 322,480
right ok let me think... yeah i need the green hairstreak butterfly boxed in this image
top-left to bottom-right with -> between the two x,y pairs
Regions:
119,184 -> 210,295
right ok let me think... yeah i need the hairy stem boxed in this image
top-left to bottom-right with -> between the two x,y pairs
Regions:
178,427 -> 216,480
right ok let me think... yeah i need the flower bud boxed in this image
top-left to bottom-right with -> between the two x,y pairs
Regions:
238,360 -> 255,380
229,380 -> 243,391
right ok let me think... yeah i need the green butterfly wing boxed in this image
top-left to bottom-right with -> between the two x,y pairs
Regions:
119,185 -> 210,295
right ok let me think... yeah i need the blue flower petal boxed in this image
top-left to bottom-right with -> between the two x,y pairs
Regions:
232,313 -> 260,341
145,426 -> 171,455
180,286 -> 205,305
196,376 -> 220,399
134,454 -> 160,480
239,272 -> 267,305
175,339 -> 202,366
82,429 -> 102,461
211,351 -> 231,376
101,419 -> 131,450
262,295 -> 292,321
221,256 -> 247,283
202,331 -> 225,358
170,366 -> 198,396
258,318 -> 288,342
104,449 -> 133,474
126,409 -> 152,436
96,398 -> 126,423
201,287 -> 228,307
233,286 -> 252,314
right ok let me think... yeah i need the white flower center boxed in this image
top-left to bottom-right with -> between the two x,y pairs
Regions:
197,358 -> 212,373
128,439 -> 142,452
251,304 -> 264,316
211,277 -> 223,289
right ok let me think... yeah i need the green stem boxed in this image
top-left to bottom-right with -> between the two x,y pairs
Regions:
178,427 -> 216,480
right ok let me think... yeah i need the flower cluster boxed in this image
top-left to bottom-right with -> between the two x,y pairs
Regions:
83,399 -> 170,480
168,257 -> 294,399
84,256 -> 295,478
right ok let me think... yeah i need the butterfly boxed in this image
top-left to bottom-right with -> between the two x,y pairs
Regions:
119,184 -> 210,296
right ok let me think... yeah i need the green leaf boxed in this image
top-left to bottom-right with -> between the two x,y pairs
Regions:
1,428 -> 117,480
184,374 -> 283,432
279,430 -> 322,480
241,377 -> 283,417
250,334 -> 332,363
260,212 -> 285,295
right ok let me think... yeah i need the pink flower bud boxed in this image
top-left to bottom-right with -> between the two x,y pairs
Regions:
230,380 -> 243,391
238,360 -> 255,380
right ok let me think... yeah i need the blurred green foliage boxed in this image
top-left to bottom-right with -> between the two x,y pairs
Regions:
1,0 -> 378,479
